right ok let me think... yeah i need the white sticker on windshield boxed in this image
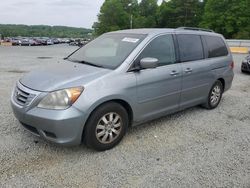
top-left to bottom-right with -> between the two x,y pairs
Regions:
122,37 -> 139,43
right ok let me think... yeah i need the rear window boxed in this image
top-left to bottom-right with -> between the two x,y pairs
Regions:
204,36 -> 228,58
177,34 -> 204,62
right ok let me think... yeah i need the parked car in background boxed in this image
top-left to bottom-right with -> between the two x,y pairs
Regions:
11,28 -> 234,151
39,38 -> 48,45
69,40 -> 83,47
46,39 -> 54,45
30,39 -> 40,46
241,54 -> 250,73
20,38 -> 39,46
11,38 -> 22,46
52,38 -> 60,44
36,37 -> 51,45
4,37 -> 12,42
69,41 -> 78,46
69,39 -> 90,47
32,38 -> 43,45
63,38 -> 71,43
20,38 -> 29,46
3,36 -> 91,46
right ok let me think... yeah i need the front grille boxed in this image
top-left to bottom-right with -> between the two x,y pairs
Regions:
13,83 -> 38,106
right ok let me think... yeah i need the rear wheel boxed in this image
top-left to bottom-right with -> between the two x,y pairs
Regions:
83,102 -> 128,151
203,80 -> 223,109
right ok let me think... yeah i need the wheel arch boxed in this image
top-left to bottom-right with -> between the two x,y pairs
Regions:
81,98 -> 134,143
217,78 -> 225,92
82,97 -> 134,133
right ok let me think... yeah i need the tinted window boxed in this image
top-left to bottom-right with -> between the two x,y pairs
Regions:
177,34 -> 204,62
137,35 -> 176,66
204,36 -> 228,58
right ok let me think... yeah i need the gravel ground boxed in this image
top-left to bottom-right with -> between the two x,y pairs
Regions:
0,45 -> 250,187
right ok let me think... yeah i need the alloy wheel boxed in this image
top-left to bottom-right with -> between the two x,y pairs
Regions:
210,85 -> 221,106
95,112 -> 122,144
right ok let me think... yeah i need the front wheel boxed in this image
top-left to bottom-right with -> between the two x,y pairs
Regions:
203,80 -> 223,109
83,102 -> 128,151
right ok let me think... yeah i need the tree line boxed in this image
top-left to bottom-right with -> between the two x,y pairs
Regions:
93,0 -> 250,39
0,24 -> 92,38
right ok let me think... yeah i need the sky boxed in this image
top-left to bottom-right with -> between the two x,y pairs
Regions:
0,0 -> 105,29
0,0 -> 165,29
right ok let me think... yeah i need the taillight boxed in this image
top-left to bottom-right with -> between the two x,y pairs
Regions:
230,61 -> 234,69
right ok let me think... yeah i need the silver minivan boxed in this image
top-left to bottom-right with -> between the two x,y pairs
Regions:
11,28 -> 234,150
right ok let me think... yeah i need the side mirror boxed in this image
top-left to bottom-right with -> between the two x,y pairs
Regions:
140,57 -> 158,69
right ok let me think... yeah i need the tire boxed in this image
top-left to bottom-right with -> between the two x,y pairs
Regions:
241,69 -> 249,74
203,80 -> 223,110
83,102 -> 129,151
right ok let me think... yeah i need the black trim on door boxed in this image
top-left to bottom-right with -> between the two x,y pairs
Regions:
172,34 -> 181,63
201,35 -> 209,59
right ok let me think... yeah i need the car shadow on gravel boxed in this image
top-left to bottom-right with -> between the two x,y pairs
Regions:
128,106 -> 200,132
7,70 -> 28,74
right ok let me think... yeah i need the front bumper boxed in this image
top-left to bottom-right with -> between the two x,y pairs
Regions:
241,62 -> 250,72
11,84 -> 86,146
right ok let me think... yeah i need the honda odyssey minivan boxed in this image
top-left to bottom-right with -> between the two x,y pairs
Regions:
11,27 -> 234,151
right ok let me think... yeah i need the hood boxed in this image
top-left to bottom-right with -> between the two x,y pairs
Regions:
20,60 -> 111,92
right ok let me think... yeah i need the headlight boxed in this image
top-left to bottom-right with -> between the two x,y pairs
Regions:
38,87 -> 84,110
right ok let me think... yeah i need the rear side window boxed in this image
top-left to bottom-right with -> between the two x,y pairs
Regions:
204,36 -> 228,58
177,34 -> 204,62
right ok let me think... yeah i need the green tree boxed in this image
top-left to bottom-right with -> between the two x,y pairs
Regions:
93,0 -> 158,34
200,0 -> 250,39
94,0 -> 131,35
121,0 -> 139,28
135,0 -> 158,28
157,0 -> 205,28
93,0 -> 250,39
120,0 -> 139,12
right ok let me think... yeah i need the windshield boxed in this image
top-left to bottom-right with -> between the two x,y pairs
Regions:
67,33 -> 146,69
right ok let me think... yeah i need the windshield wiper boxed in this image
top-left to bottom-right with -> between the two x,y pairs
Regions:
69,59 -> 104,68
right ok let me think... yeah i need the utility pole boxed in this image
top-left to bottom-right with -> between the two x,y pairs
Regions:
130,14 -> 133,29
128,3 -> 133,29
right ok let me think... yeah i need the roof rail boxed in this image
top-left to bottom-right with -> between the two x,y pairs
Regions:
177,27 -> 214,33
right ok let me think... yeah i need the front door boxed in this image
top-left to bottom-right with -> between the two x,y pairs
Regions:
134,34 -> 182,121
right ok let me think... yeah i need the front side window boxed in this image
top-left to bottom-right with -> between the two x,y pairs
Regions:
177,34 -> 204,62
204,36 -> 228,58
68,33 -> 146,69
136,34 -> 176,67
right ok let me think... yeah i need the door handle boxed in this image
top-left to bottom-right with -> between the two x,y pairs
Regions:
184,68 -> 193,73
170,70 -> 179,76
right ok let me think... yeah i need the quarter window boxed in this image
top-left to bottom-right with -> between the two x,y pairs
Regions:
177,34 -> 204,62
137,35 -> 176,66
204,36 -> 228,58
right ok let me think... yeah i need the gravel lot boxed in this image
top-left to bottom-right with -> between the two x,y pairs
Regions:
0,45 -> 250,187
